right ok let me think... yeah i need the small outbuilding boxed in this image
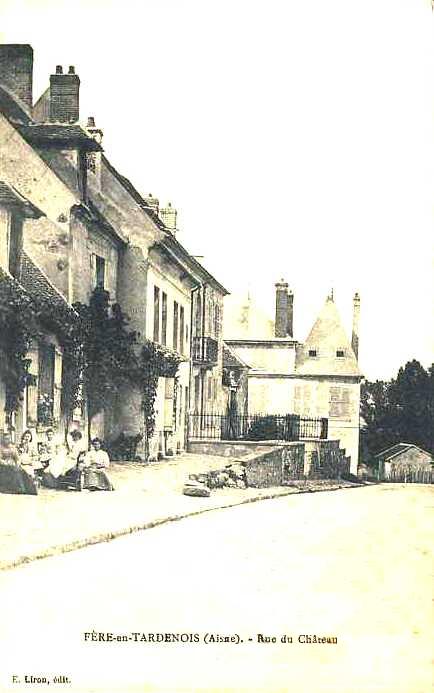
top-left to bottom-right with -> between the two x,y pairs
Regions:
375,443 -> 433,480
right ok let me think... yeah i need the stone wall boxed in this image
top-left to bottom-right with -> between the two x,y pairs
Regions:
188,439 -> 276,458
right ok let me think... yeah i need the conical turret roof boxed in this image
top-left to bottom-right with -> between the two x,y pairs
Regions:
295,296 -> 362,377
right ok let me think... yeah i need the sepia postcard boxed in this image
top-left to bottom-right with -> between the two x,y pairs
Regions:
0,1 -> 433,692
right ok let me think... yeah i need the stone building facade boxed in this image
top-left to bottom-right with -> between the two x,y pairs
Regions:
226,284 -> 363,474
0,43 -> 229,458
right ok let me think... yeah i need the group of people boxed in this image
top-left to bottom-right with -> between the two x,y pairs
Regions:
0,428 -> 114,496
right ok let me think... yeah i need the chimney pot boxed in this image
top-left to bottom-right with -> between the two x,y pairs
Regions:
55,65 -> 63,74
68,65 -> 75,74
87,116 -> 96,127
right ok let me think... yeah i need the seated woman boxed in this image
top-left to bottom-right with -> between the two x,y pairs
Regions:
18,430 -> 39,478
0,431 -> 38,495
43,429 -> 86,489
37,428 -> 62,476
81,438 -> 114,491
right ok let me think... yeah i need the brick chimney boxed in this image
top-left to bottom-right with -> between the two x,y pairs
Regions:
275,279 -> 288,338
49,65 -> 80,123
287,289 -> 294,337
160,202 -> 177,232
86,116 -> 103,144
144,193 -> 160,215
351,292 -> 360,360
0,44 -> 33,111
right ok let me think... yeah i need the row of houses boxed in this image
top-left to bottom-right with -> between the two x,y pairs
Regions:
0,44 -> 232,461
0,44 -> 364,473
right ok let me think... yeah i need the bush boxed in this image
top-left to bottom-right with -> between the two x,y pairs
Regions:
246,416 -> 281,440
106,432 -> 143,461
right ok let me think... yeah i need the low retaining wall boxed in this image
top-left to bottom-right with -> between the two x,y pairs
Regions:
189,439 -> 349,486
236,443 -> 306,488
188,440 -> 277,459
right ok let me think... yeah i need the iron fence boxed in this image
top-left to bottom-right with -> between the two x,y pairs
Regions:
189,413 -> 328,442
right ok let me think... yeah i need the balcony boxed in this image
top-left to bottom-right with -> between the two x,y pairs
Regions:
192,336 -> 218,366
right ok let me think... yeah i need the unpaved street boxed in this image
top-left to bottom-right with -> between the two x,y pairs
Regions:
0,484 -> 432,693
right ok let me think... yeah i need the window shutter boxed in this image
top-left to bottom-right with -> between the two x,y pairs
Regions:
303,385 -> 311,415
90,253 -> 96,290
164,377 -> 175,430
294,385 -> 302,415
53,347 -> 63,422
26,343 -> 39,426
329,387 -> 341,418
341,388 -> 350,418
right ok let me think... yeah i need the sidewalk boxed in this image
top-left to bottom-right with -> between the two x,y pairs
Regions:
0,452 -> 362,571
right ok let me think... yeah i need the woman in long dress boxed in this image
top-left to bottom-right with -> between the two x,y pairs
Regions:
0,431 -> 38,495
81,438 -> 114,491
17,430 -> 39,478
43,429 -> 86,488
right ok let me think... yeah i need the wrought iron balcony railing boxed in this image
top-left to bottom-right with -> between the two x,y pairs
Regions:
192,336 -> 218,365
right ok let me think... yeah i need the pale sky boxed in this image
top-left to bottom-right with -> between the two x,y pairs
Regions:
1,0 -> 433,381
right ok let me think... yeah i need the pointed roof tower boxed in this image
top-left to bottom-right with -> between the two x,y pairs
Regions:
295,294 -> 362,377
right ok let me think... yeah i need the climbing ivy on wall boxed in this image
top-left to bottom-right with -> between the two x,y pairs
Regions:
0,272 -> 84,422
0,274 -> 83,417
0,273 -> 38,417
1,276 -> 181,460
73,288 -> 139,439
138,341 -> 181,445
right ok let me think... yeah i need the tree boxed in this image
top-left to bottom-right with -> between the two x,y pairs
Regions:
361,360 -> 434,463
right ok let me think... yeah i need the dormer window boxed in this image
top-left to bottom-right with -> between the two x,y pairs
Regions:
336,349 -> 345,358
308,349 -> 318,358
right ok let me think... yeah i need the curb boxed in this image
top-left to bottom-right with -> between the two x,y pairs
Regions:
0,483 -> 366,573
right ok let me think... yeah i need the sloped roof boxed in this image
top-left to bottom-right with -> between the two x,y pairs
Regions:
102,155 -> 168,232
20,252 -> 72,313
223,292 -> 275,340
0,84 -> 32,124
295,296 -> 362,377
223,343 -> 250,370
374,443 -> 433,462
0,180 -> 44,218
18,124 -> 102,151
101,155 -> 229,295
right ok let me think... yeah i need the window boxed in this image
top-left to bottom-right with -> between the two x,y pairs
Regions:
329,387 -> 350,419
214,304 -> 220,338
308,349 -> 318,358
294,384 -> 312,416
7,213 -> 23,279
336,349 -> 345,358
178,384 -> 183,426
173,301 -> 179,351
38,344 -> 55,424
95,255 -> 106,288
161,292 -> 167,346
179,306 -> 185,354
195,293 -> 202,336
153,286 -> 160,342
